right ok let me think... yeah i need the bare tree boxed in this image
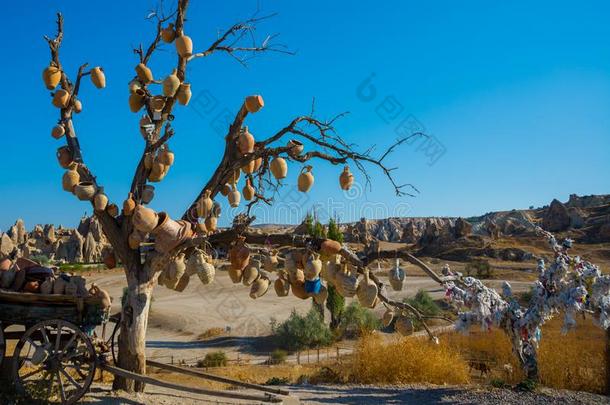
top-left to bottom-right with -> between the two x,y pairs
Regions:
43,0 -> 436,392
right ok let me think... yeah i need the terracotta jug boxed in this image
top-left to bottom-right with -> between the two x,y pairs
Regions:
158,145 -> 175,166
304,252 -> 322,281
94,188 -> 109,211
287,139 -> 304,157
382,308 -> 395,327
244,95 -> 264,113
197,190 -> 213,218
148,161 -> 167,182
250,275 -> 270,299
177,83 -> 192,105
270,157 -> 287,180
141,184 -> 155,204
274,276 -> 290,297
220,183 -> 231,196
150,95 -> 166,112
395,316 -> 414,336
228,267 -> 243,284
62,164 -> 80,193
90,66 -> 106,89
51,124 -> 65,139
133,204 -> 159,233
228,185 -> 241,208
106,203 -> 119,218
43,64 -> 61,90
163,69 -> 181,97
297,165 -> 314,192
161,23 -> 176,43
73,99 -> 83,113
339,165 -> 354,190
0,258 -> 11,271
322,257 -> 338,285
243,179 -> 255,201
175,34 -> 193,58
204,215 -> 217,233
339,264 -> 358,297
320,239 -> 342,257
52,89 -> 70,108
356,268 -> 378,308
388,259 -> 405,291
290,280 -> 309,299
252,157 -> 262,172
241,160 -> 255,175
129,79 -> 142,94
242,260 -> 261,286
229,236 -> 250,271
263,249 -> 279,271
89,283 -> 112,307
135,63 -> 153,84
151,212 -> 192,253
174,272 -> 190,292
56,146 -> 73,168
129,89 -> 146,113
74,181 -> 97,201
237,126 -> 255,154
123,193 -> 136,216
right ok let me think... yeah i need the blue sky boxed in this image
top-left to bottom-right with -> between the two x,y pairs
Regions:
1,0 -> 609,231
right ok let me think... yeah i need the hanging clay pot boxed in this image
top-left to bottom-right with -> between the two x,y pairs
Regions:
388,259 -> 405,291
90,66 -> 106,89
241,160 -> 256,175
73,99 -> 83,113
242,260 -> 261,286
250,275 -> 270,299
228,185 -> 241,208
263,250 -> 279,271
94,188 -> 109,211
220,183 -> 231,196
161,23 -> 176,43
62,164 -> 80,193
89,284 -> 112,307
57,146 -> 73,168
243,179 -> 255,201
287,267 -> 305,285
43,64 -> 61,90
204,215 -> 217,233
237,126 -> 255,155
313,284 -> 328,305
163,69 -> 181,97
197,190 -> 213,218
356,268 -> 378,308
323,256 -> 340,285
150,95 -> 166,112
141,184 -> 155,204
304,252 -> 322,281
229,236 -> 250,271
123,193 -> 136,216
297,165 -> 314,192
158,145 -> 175,166
176,83 -> 192,105
135,63 -> 153,84
339,165 -> 354,191
320,239 -> 342,257
187,249 -> 215,285
252,156 -> 262,172
133,205 -> 159,233
338,264 -> 358,297
140,115 -> 153,139
51,124 -> 65,139
74,181 -> 97,201
395,316 -> 414,336
228,267 -> 243,284
175,34 -> 193,58
128,230 -> 143,250
287,139 -> 304,157
151,212 -> 193,253
129,79 -> 142,94
148,161 -> 167,182
166,254 -> 186,289
174,272 -> 190,292
106,203 -> 119,218
270,157 -> 287,180
129,89 -> 146,113
52,89 -> 70,109
290,280 -> 309,299
244,95 -> 264,113
382,308 -> 395,327
274,276 -> 290,297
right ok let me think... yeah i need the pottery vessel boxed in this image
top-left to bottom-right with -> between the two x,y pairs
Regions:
270,157 -> 287,179
90,66 -> 106,88
163,69 -> 181,97
297,165 -> 314,192
151,212 -> 193,253
228,236 -> 250,271
177,83 -> 192,105
123,193 -> 136,216
242,179 -> 255,201
287,139 -> 304,157
356,268 -> 378,308
237,126 -> 255,154
43,65 -> 61,90
197,190 -> 213,218
161,23 -> 176,43
175,35 -> 193,58
244,95 -> 264,113
74,182 -> 97,201
133,205 -> 159,233
52,89 -> 70,109
339,165 -> 354,190
135,63 -> 153,84
250,275 -> 270,299
62,164 -> 80,193
51,124 -> 65,139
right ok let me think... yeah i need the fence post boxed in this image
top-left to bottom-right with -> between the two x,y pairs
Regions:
297,351 -> 300,365
171,356 -> 174,365
307,350 -> 310,363
317,348 -> 320,363
336,346 -> 339,360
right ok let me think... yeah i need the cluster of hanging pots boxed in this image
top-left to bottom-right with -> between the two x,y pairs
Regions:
156,248 -> 216,292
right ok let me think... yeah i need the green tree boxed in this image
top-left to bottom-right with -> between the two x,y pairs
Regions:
325,215 -> 345,330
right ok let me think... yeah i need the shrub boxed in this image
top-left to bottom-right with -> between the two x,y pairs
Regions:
31,254 -> 51,266
465,259 -> 492,278
269,349 -> 288,365
271,309 -> 333,351
337,302 -> 381,338
405,289 -> 441,317
325,285 -> 345,330
198,351 -> 227,368
265,376 -> 290,385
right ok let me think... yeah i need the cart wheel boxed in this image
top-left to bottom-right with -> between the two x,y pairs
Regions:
12,319 -> 96,405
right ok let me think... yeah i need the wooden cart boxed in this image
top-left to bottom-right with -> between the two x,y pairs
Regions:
0,289 -> 110,404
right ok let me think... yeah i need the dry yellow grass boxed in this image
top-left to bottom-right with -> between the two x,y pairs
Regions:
196,327 -> 225,341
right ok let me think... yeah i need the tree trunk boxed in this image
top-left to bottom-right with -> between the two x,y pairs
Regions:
512,334 -> 539,382
112,263 -> 155,392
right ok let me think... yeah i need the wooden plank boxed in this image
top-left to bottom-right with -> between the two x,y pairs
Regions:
0,290 -> 105,306
100,363 -> 282,403
147,360 -> 290,396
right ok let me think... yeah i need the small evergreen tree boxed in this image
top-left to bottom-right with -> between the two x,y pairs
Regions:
325,215 -> 345,330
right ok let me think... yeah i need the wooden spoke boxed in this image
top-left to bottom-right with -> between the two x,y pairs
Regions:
56,371 -> 67,403
60,367 -> 84,391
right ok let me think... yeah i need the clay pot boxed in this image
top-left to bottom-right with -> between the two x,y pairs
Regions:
244,95 -> 264,113
304,252 -> 322,281
252,157 -> 263,172
51,124 -> 65,139
152,212 -> 193,254
140,184 -> 154,204
74,181 -> 97,201
242,260 -> 261,286
250,275 -> 270,299
297,165 -> 314,192
166,254 -> 186,289
0,258 -> 11,271
175,34 -> 193,58
163,69 -> 181,97
129,79 -> 142,94
174,273 -> 190,292
287,267 -> 305,285
89,283 -> 112,307
274,276 -> 290,297
228,267 -> 243,284
187,249 -> 215,285
339,165 -> 354,191
73,99 -> 83,113
135,63 -> 153,84
52,89 -> 70,109
150,95 -> 166,112
161,23 -> 176,43
128,230 -> 143,250
320,239 -> 342,257
204,215 -> 217,233
106,203 -> 119,218
40,277 -> 55,295
263,250 -> 279,271
43,65 -> 61,90
287,139 -> 304,157
62,164 -> 80,193
23,281 -> 40,293
228,185 -> 241,208
148,161 -> 167,182
241,160 -> 256,175
94,188 -> 109,211
129,89 -> 146,113
57,146 -> 73,168
133,205 -> 159,233
144,152 -> 154,169
229,236 -> 250,271
290,280 -> 309,299
220,183 -> 231,196
356,268 -> 378,308
382,308 -> 395,327
177,83 -> 192,105
90,66 -> 106,89
388,259 -> 405,291
313,285 -> 328,305
243,179 -> 255,201
197,190 -> 213,218
395,316 -> 414,336
338,264 -> 358,297
237,126 -> 255,154
123,193 -> 136,216
270,157 -> 287,180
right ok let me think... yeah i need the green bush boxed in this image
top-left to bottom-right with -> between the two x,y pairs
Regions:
265,376 -> 290,385
465,259 -> 492,278
405,289 -> 441,317
198,351 -> 227,368
30,254 -> 50,266
271,309 -> 333,351
337,302 -> 381,338
269,349 -> 288,364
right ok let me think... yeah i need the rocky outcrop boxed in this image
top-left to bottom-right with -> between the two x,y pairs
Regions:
542,199 -> 571,232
